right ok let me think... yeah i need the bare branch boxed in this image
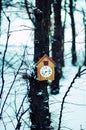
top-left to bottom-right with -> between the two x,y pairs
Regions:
16,94 -> 27,118
1,118 -> 7,130
0,47 -> 26,118
58,66 -> 86,130
15,107 -> 30,130
5,111 -> 15,129
0,12 -> 11,99
24,0 -> 35,26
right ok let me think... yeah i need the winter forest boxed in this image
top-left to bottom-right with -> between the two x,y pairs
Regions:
0,0 -> 86,130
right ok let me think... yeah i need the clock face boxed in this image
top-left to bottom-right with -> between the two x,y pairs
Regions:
40,66 -> 52,78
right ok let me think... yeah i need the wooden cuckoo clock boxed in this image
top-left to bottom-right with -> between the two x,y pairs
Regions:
36,54 -> 56,81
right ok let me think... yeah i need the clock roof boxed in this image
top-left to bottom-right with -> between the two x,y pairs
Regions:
36,54 -> 56,67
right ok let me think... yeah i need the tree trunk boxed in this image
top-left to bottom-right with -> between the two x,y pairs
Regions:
34,0 -> 50,62
0,0 -> 2,34
69,0 -> 77,65
82,10 -> 86,66
51,0 -> 63,94
84,24 -> 86,66
62,0 -> 67,67
29,78 -> 52,130
29,0 -> 53,129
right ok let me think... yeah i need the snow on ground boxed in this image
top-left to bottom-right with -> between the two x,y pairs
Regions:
49,65 -> 86,130
0,1 -> 86,129
0,43 -> 86,130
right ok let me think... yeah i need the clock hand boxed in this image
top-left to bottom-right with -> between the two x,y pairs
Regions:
45,70 -> 48,73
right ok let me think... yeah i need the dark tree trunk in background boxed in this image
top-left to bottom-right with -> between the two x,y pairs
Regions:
84,23 -> 86,66
82,10 -> 86,66
51,0 -> 63,94
28,0 -> 53,130
84,24 -> 86,66
62,0 -> 67,67
0,0 -> 2,34
69,0 -> 77,65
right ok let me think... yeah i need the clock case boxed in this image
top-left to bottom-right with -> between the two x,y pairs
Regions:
36,54 -> 56,81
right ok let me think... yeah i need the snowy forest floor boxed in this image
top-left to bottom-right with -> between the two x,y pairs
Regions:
0,45 -> 86,130
49,64 -> 86,130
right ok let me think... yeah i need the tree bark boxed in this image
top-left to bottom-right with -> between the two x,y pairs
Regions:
34,0 -> 50,62
29,0 -> 53,129
29,77 -> 52,130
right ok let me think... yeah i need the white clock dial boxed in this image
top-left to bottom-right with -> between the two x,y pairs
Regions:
40,66 -> 52,78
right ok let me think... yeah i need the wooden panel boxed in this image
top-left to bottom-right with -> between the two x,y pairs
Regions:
36,54 -> 55,81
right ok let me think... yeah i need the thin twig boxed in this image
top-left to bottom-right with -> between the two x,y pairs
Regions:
5,111 -> 15,129
57,66 -> 85,130
1,118 -> 7,130
15,107 -> 30,130
0,47 -> 26,118
0,16 -> 10,99
16,94 -> 27,118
